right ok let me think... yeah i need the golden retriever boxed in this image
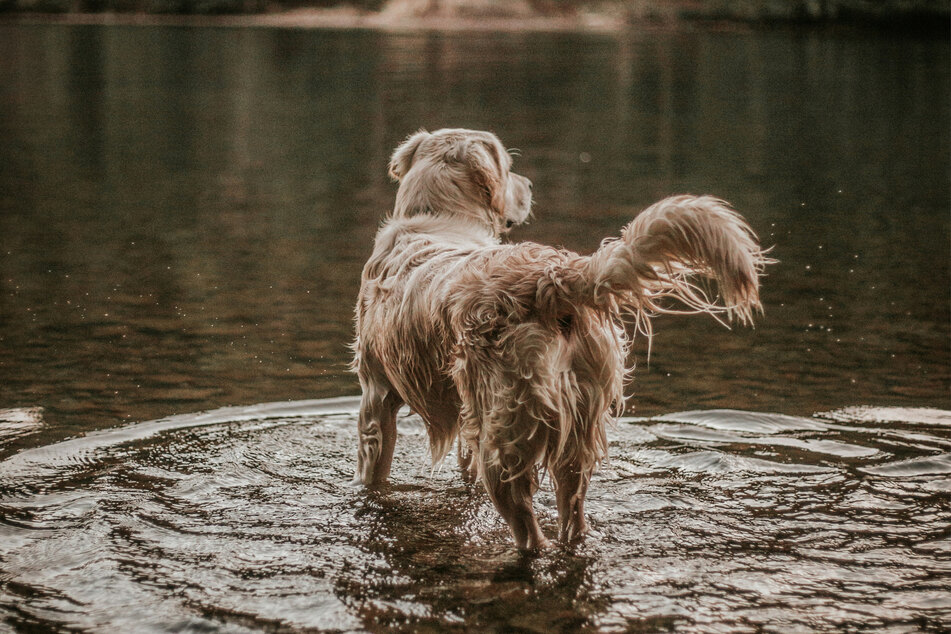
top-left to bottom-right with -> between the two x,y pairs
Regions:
352,128 -> 770,550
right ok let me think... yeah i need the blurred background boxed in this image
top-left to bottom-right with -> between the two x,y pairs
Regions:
0,0 -> 949,24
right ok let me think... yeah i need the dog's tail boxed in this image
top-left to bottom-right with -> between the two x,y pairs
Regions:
552,195 -> 772,331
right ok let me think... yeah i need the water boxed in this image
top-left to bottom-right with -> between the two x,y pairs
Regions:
1,401 -> 950,631
1,22 -> 949,632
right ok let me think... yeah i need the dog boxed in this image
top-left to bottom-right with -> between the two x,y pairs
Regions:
352,128 -> 770,550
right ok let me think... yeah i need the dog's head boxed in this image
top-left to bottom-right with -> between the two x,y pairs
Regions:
388,128 -> 533,236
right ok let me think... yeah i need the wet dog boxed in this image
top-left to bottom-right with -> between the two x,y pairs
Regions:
352,128 -> 769,549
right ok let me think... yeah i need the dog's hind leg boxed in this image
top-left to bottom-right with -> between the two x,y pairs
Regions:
479,447 -> 550,551
552,460 -> 591,543
354,382 -> 402,486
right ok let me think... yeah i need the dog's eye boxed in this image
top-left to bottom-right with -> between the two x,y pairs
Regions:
505,220 -> 514,229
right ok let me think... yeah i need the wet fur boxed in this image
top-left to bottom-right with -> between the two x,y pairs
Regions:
352,128 -> 770,550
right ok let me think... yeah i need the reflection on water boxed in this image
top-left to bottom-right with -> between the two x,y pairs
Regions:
0,25 -> 947,444
1,400 -> 949,630
0,22 -> 948,632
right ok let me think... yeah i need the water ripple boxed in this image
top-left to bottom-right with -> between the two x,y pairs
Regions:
0,407 -> 45,444
0,401 -> 949,631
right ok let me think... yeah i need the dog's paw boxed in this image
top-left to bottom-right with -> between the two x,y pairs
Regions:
558,523 -> 589,544
516,534 -> 553,553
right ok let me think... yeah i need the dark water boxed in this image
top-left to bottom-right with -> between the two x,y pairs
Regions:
0,23 -> 949,632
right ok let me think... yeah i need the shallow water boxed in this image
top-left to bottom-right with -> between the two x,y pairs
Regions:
1,400 -> 950,631
0,21 -> 949,632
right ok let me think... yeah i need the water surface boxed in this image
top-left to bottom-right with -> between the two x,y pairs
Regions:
1,401 -> 950,631
0,22 -> 948,632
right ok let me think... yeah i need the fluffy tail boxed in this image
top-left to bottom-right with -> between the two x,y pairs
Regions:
560,195 -> 772,328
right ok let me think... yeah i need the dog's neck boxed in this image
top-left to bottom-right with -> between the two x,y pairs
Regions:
381,213 -> 500,248
392,169 -> 502,238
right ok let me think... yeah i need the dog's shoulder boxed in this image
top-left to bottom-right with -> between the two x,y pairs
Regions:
360,214 -> 499,291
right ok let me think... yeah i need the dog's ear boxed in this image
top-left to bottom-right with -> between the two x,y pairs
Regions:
465,140 -> 507,216
389,129 -> 431,181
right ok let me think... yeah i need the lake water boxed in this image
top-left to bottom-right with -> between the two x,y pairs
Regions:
1,22 -> 949,632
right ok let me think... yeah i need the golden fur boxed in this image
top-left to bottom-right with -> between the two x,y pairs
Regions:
353,128 -> 771,550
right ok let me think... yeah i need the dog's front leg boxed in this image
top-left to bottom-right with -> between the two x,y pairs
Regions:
479,447 -> 550,551
354,388 -> 401,485
457,437 -> 479,484
553,461 -> 590,543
